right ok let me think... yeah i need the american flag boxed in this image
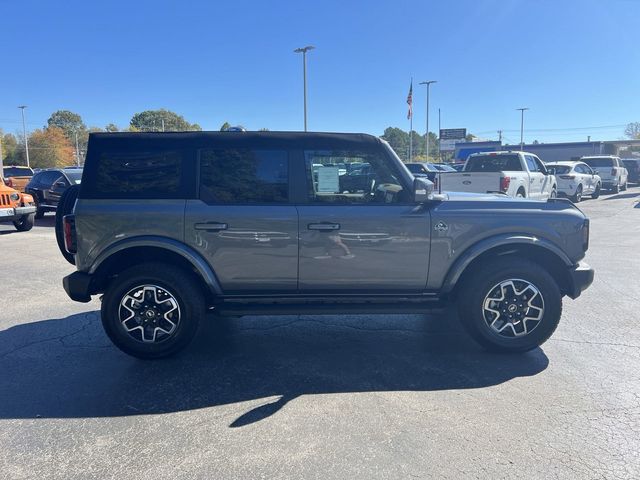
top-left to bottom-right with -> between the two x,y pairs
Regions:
406,80 -> 413,119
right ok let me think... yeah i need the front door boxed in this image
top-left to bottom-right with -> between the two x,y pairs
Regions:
297,148 -> 431,291
185,147 -> 298,293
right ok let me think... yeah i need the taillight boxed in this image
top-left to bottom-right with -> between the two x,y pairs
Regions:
63,214 -> 77,254
500,176 -> 511,192
559,175 -> 575,179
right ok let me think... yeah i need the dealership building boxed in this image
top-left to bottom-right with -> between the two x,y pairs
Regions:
453,139 -> 640,163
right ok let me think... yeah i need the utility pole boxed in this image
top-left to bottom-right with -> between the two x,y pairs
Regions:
18,105 -> 30,168
0,135 -> 4,171
419,80 -> 437,161
516,107 -> 529,151
498,130 -> 503,142
294,45 -> 315,131
75,131 -> 80,166
438,108 -> 441,162
161,119 -> 165,132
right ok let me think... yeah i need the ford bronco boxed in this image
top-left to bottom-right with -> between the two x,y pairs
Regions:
59,132 -> 594,359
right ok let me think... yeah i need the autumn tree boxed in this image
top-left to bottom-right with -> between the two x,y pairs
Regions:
130,109 -> 201,132
14,127 -> 75,169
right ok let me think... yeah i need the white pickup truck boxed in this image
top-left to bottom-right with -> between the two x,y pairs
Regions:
438,151 -> 557,199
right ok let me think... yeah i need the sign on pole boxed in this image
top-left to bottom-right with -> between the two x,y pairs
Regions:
439,128 -> 467,140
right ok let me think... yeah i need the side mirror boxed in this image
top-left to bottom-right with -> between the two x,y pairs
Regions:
54,181 -> 66,188
414,177 -> 434,203
593,170 -> 599,175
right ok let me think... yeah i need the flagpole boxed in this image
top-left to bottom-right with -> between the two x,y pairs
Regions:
409,115 -> 413,162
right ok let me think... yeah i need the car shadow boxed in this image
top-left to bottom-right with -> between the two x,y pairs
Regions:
35,215 -> 56,227
601,191 -> 640,200
0,310 -> 549,427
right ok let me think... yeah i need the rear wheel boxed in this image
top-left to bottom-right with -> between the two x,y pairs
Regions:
621,181 -> 627,191
516,189 -> 526,198
549,189 -> 557,199
55,185 -> 80,265
13,213 -> 35,232
101,263 -> 205,359
571,184 -> 583,203
592,183 -> 601,199
612,182 -> 620,194
457,258 -> 562,353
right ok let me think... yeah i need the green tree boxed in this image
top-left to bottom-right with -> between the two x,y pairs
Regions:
220,122 -> 231,131
47,110 -> 87,141
625,122 -> 640,139
105,123 -> 119,132
130,109 -> 202,132
381,127 -> 410,160
1,132 -> 20,165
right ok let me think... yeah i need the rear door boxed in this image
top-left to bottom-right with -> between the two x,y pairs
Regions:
184,145 -> 298,293
296,146 -> 431,291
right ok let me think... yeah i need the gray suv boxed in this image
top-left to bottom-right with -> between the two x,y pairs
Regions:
60,132 -> 594,359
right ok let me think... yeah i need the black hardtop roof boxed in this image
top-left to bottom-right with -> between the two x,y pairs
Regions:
88,131 -> 381,150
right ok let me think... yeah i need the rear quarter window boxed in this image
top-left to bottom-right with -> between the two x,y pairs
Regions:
81,150 -> 191,199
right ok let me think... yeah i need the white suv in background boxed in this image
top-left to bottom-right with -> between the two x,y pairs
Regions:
546,161 -> 601,202
581,156 -> 628,193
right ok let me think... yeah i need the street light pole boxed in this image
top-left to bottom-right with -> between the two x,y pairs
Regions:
18,105 -> 30,168
294,45 -> 315,132
419,81 -> 437,160
517,107 -> 529,151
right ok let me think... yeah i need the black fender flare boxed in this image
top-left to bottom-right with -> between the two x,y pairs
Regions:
440,234 -> 573,294
89,235 -> 223,296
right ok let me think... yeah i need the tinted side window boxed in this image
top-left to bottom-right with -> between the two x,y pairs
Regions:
199,149 -> 288,204
92,151 -> 182,198
304,150 -> 407,204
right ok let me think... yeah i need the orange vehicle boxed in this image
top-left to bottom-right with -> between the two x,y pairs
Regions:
3,165 -> 34,192
0,173 -> 37,231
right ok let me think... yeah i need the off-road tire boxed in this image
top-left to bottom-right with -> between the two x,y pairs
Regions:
101,263 -> 205,359
13,213 -> 35,232
457,258 -> 562,353
55,185 -> 80,265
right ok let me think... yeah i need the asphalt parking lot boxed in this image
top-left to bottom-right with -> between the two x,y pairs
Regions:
1,189 -> 639,479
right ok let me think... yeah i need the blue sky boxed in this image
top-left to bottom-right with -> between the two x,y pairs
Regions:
1,0 -> 638,144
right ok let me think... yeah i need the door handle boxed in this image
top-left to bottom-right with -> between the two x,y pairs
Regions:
194,222 -> 228,232
308,222 -> 340,231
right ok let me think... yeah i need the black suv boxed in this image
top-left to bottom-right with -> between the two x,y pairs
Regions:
26,168 -> 83,218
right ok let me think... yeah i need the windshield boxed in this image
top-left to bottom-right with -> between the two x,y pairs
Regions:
64,170 -> 83,183
433,164 -> 455,172
3,166 -> 33,177
465,154 -> 523,172
583,158 -> 614,168
547,165 -> 571,174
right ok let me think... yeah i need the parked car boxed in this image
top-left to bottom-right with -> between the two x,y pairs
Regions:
405,162 -> 439,183
59,132 -> 593,359
25,167 -> 83,218
581,156 -> 628,193
546,161 -> 601,202
0,173 -> 37,231
621,158 -> 640,184
438,151 -> 557,199
2,165 -> 34,192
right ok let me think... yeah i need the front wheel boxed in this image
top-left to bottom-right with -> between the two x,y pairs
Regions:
592,183 -> 601,199
13,213 -> 35,231
101,263 -> 205,359
457,259 -> 562,353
